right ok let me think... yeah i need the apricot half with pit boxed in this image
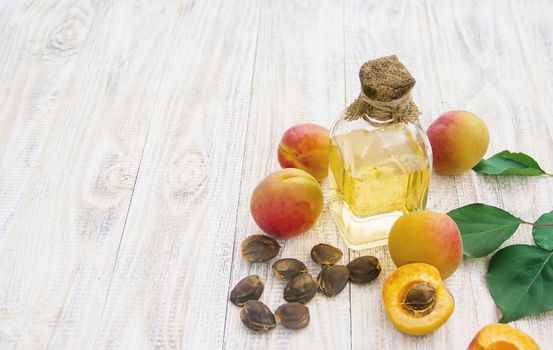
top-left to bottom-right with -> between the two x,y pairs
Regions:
467,323 -> 540,350
382,263 -> 454,336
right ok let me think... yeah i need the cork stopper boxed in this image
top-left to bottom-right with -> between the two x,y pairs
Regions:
345,55 -> 420,125
359,55 -> 416,102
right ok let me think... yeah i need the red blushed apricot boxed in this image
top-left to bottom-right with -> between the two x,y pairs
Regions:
278,124 -> 330,182
388,211 -> 463,279
467,323 -> 540,350
250,169 -> 323,239
427,110 -> 489,175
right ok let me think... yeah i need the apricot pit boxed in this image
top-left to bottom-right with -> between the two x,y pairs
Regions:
311,243 -> 343,266
402,282 -> 436,316
275,302 -> 310,329
347,255 -> 381,283
283,273 -> 318,304
317,265 -> 349,297
240,235 -> 280,263
229,275 -> 264,306
272,258 -> 308,280
240,300 -> 276,332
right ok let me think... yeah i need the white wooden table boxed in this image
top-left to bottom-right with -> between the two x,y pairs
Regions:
1,0 -> 552,349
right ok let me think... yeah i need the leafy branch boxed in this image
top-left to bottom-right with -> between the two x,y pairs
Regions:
447,204 -> 553,323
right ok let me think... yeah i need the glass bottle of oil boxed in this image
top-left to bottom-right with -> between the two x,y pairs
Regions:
328,56 -> 432,250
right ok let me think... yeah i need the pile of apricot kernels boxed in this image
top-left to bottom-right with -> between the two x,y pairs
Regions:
233,239 -> 382,333
467,323 -> 540,350
382,263 -> 454,336
388,211 -> 463,279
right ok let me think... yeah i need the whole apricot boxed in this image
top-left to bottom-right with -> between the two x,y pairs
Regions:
278,123 -> 330,182
427,110 -> 489,175
388,211 -> 463,279
382,263 -> 454,336
250,168 -> 323,239
467,323 -> 540,350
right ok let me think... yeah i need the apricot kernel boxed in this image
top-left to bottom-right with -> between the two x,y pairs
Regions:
402,282 -> 436,316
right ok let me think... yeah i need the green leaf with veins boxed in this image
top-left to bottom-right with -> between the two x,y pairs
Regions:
473,150 -> 546,176
447,203 -> 523,258
487,244 -> 553,323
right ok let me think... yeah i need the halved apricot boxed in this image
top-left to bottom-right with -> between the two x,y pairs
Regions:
467,323 -> 540,350
382,263 -> 454,335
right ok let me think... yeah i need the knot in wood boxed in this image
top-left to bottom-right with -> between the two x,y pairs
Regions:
46,18 -> 88,59
167,150 -> 207,197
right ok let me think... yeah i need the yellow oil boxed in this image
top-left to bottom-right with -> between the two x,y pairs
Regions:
328,126 -> 431,249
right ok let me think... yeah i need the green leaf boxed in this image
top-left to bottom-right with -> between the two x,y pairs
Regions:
486,244 -> 553,323
447,203 -> 523,258
473,150 -> 546,176
533,210 -> 553,250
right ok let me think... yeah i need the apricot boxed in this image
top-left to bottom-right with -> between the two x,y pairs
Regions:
427,110 -> 489,175
382,263 -> 454,336
388,211 -> 463,279
467,323 -> 540,350
250,168 -> 324,239
278,123 -> 330,182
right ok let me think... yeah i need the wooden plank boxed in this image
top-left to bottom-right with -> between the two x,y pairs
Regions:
344,0 -> 482,348
0,1 -> 179,348
222,1 -> 349,349
426,0 -> 553,347
0,1 -> 551,348
92,1 -> 261,348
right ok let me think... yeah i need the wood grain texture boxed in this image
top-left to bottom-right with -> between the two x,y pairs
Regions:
0,1 -> 175,348
0,0 -> 552,349
93,1 -> 261,349
223,1 -> 349,349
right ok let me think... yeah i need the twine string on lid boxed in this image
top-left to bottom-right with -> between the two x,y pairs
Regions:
345,55 -> 421,127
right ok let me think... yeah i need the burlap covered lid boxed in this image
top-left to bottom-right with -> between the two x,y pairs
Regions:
345,55 -> 420,125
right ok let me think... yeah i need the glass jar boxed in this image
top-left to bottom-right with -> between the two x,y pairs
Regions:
328,56 -> 432,250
